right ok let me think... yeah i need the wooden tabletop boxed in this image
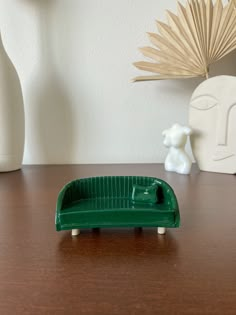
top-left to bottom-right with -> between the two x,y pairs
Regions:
0,164 -> 236,315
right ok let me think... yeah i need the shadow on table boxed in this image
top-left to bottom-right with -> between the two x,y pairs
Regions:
57,228 -> 179,262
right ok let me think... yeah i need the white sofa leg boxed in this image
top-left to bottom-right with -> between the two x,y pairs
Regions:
157,227 -> 166,235
72,229 -> 80,236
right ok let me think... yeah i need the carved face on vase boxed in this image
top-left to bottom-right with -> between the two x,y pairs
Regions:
189,75 -> 236,174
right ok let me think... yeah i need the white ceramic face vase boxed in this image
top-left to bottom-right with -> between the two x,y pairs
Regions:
189,75 -> 236,174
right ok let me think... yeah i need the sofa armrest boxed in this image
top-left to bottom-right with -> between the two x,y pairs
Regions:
155,179 -> 180,227
166,186 -> 179,211
55,181 -> 78,231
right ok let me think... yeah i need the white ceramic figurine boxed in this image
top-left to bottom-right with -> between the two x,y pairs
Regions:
162,124 -> 192,175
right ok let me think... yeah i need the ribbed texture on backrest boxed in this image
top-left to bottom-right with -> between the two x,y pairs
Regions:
63,176 -> 157,203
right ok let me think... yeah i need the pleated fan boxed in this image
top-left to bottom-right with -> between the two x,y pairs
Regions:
133,0 -> 236,81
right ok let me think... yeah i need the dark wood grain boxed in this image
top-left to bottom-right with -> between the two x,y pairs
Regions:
0,164 -> 236,315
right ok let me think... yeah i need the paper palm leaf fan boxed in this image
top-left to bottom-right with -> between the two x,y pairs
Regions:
133,0 -> 236,82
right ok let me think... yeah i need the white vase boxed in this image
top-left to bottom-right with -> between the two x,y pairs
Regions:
189,75 -> 236,174
0,31 -> 25,172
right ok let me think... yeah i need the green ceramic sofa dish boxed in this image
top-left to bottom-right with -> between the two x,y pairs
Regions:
55,176 -> 180,236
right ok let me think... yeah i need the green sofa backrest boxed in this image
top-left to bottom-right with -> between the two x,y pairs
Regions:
62,176 -> 160,206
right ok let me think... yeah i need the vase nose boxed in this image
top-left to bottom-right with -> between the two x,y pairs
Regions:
216,105 -> 230,146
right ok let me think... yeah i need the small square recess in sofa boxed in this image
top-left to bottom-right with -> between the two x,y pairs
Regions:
132,184 -> 158,204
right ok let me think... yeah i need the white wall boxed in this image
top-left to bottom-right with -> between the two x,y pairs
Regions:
0,0 -> 235,164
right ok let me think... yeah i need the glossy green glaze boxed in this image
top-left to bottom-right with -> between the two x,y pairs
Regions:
55,176 -> 180,231
132,183 -> 158,204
